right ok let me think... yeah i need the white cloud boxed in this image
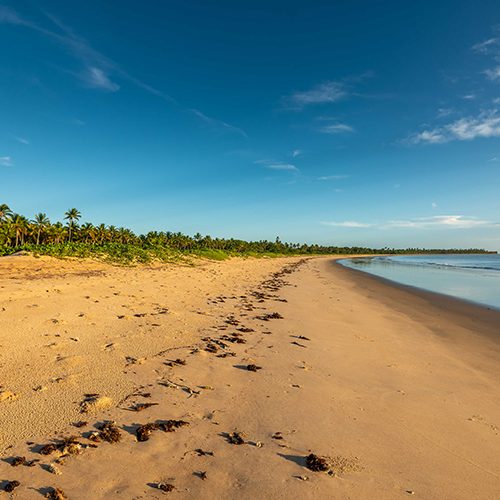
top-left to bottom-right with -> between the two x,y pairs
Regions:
83,67 -> 120,92
408,110 -> 500,144
431,202 -> 438,209
437,108 -> 453,118
0,156 -> 13,166
266,163 -> 299,172
321,215 -> 498,230
292,149 -> 302,158
317,174 -> 348,181
13,136 -> 29,145
462,94 -> 476,100
409,130 -> 447,144
286,81 -> 347,109
319,123 -> 354,134
472,37 -> 499,54
385,215 -> 496,229
485,66 -> 500,81
321,220 -> 372,228
255,159 -> 299,172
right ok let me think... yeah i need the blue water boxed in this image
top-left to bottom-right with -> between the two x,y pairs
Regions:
339,254 -> 500,310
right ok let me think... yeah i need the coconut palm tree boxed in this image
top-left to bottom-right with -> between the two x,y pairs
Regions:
0,203 -> 12,223
10,214 -> 28,246
64,208 -> 81,242
33,213 -> 50,245
50,222 -> 66,244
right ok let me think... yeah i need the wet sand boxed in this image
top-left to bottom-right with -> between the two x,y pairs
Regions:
1,255 -> 499,499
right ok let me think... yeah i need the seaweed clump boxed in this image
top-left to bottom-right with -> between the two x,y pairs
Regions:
306,453 -> 330,472
97,421 -> 122,443
45,487 -> 67,499
247,364 -> 262,372
4,480 -> 20,492
136,419 -> 189,442
227,431 -> 245,445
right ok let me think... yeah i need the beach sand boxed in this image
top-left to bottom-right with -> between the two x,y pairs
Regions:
1,255 -> 499,499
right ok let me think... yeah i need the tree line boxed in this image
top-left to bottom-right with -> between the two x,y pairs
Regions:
0,203 -> 492,257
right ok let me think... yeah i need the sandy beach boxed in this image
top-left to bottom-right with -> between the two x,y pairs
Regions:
1,255 -> 500,499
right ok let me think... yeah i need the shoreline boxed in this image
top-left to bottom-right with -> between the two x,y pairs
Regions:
1,255 -> 500,498
334,258 -> 500,333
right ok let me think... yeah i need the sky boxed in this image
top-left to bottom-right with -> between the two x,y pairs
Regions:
1,0 -> 500,250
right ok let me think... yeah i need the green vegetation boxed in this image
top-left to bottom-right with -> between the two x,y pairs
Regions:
0,203 -> 492,265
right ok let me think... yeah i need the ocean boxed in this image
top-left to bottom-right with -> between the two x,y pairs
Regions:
339,254 -> 500,310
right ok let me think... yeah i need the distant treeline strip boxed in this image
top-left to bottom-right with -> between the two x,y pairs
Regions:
0,204 -> 493,263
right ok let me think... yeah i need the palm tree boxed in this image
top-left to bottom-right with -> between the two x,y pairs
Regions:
80,222 -> 96,243
64,208 -> 81,242
11,214 -> 28,246
50,222 -> 66,244
0,203 -> 12,222
33,213 -> 50,245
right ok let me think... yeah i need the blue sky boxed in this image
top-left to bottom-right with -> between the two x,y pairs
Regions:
1,1 -> 500,249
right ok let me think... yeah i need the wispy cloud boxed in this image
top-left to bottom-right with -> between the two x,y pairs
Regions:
321,220 -> 372,228
319,123 -> 354,134
81,67 -> 120,92
317,174 -> 348,181
322,215 -> 498,230
471,35 -> 500,82
0,6 -> 122,93
268,163 -> 299,172
286,81 -> 347,109
0,5 -> 26,25
190,109 -> 248,138
485,67 -> 500,81
407,109 -> 500,144
0,156 -> 13,167
437,107 -> 454,118
385,215 -> 497,229
13,136 -> 29,145
254,159 -> 299,173
472,37 -> 499,54
0,6 -> 245,137
292,149 -> 302,158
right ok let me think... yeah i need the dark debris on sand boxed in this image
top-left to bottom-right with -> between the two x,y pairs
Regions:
157,482 -> 175,492
137,420 -> 189,441
164,358 -> 186,367
246,364 -> 262,372
226,432 -> 245,445
38,436 -> 86,457
9,456 -> 38,467
194,448 -> 214,456
256,312 -> 284,321
305,453 -> 360,475
3,480 -> 20,492
306,453 -> 330,472
45,487 -> 67,499
130,402 -> 159,412
96,421 -> 122,443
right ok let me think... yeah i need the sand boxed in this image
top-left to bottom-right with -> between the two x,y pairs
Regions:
0,255 -> 499,499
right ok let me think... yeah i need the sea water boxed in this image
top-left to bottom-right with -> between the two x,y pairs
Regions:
339,254 -> 500,310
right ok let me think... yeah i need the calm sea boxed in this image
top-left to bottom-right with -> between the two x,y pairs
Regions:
339,254 -> 500,310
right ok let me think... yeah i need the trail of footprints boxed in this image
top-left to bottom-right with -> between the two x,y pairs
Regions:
1,259 -> 356,497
